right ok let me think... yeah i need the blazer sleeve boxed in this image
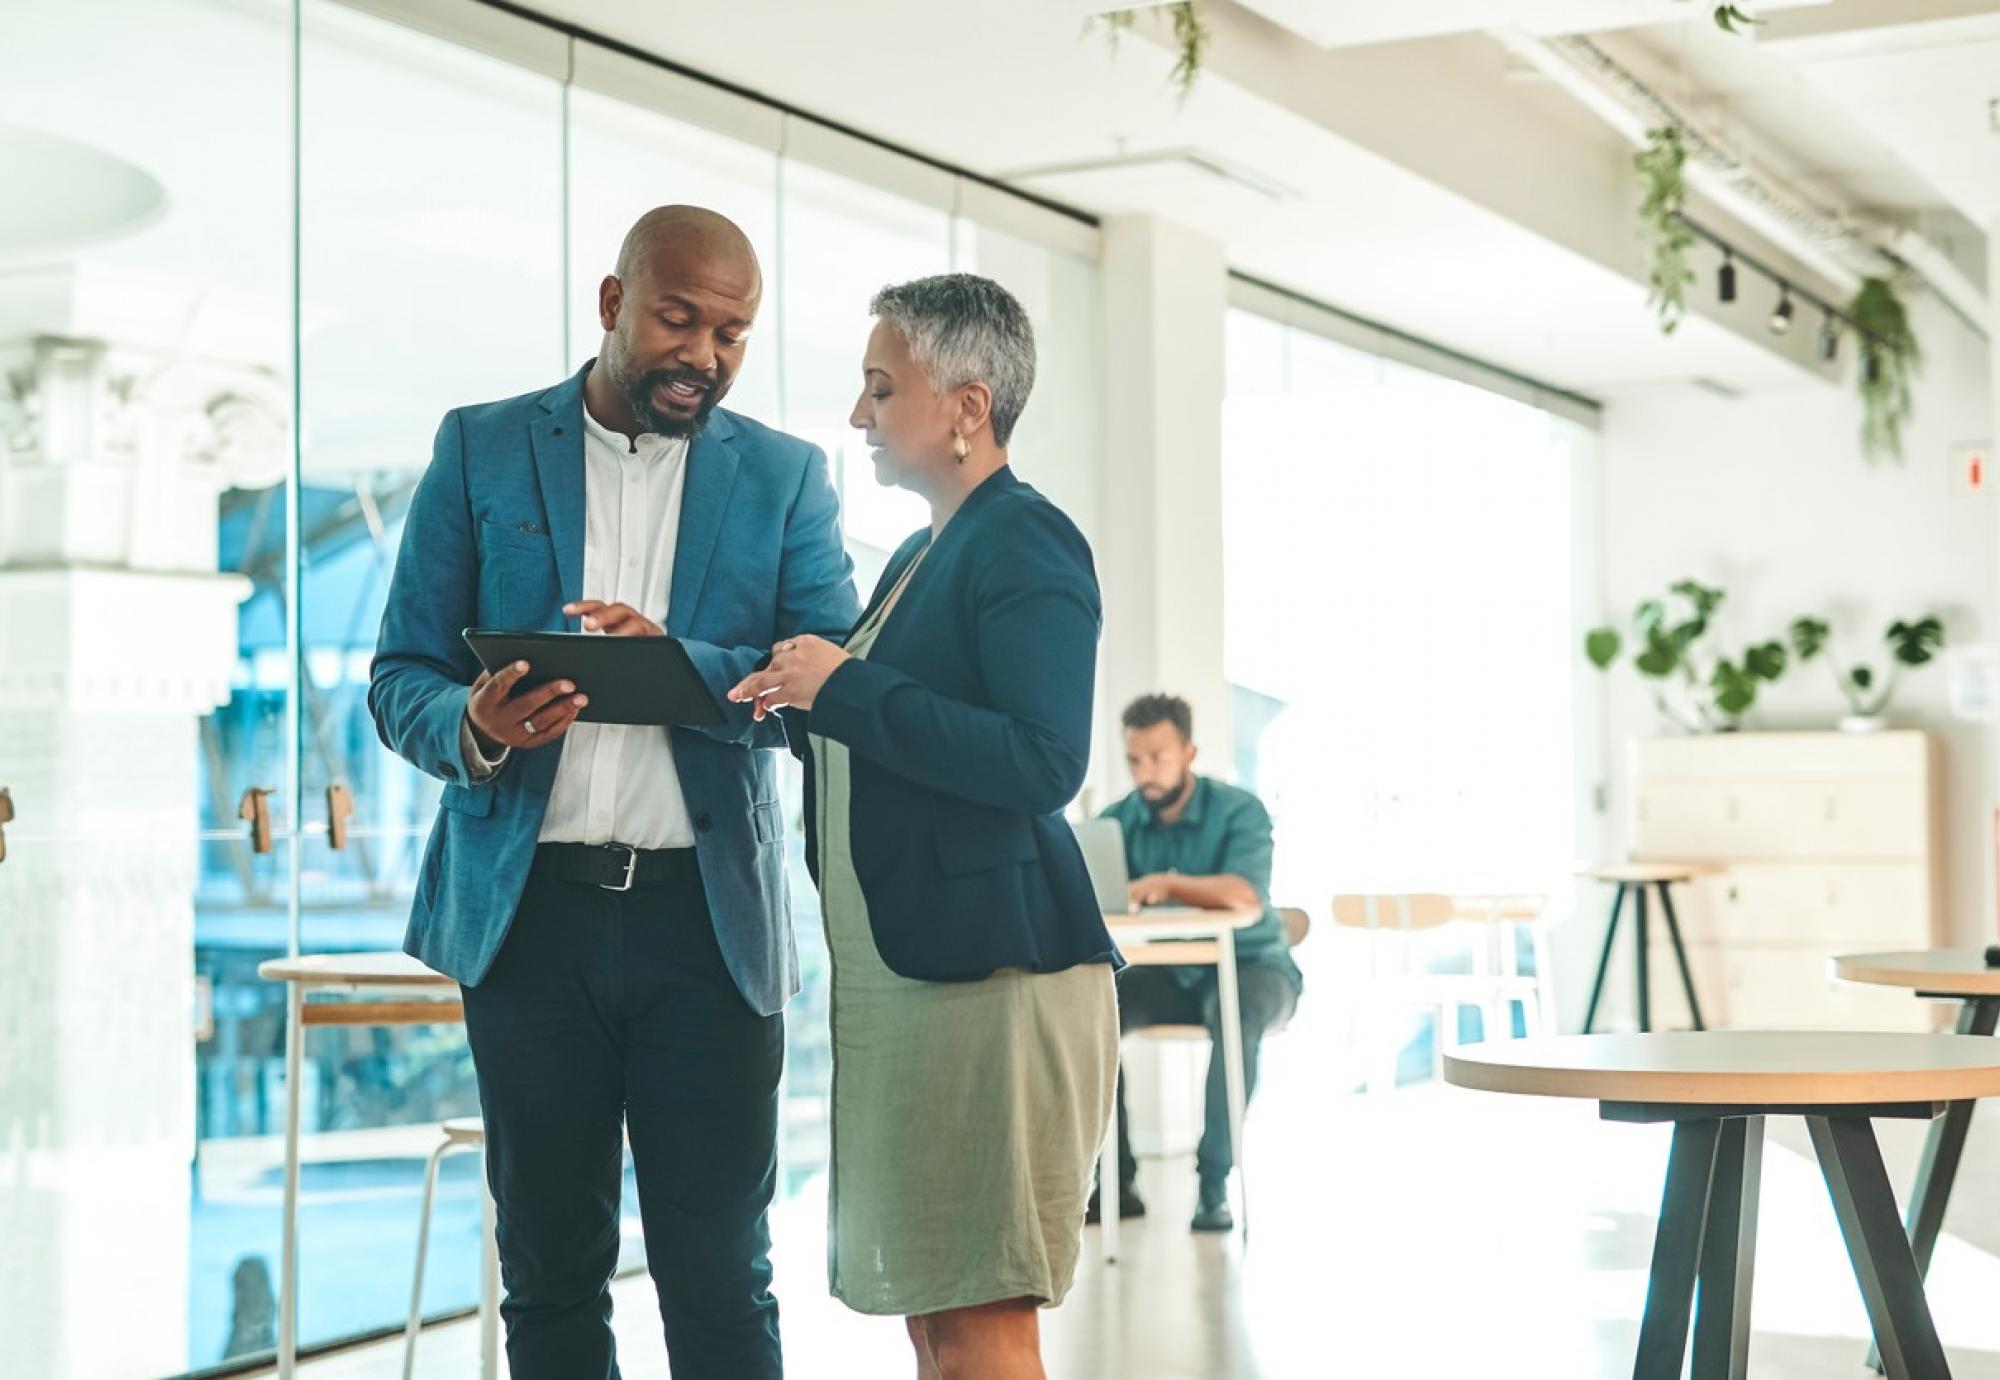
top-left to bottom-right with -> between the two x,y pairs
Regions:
807,499 -> 1100,815
678,442 -> 859,749
367,411 -> 484,788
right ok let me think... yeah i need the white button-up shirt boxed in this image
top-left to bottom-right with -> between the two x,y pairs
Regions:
464,400 -> 697,849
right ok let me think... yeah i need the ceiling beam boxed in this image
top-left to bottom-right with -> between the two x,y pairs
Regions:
1185,0 -> 1850,379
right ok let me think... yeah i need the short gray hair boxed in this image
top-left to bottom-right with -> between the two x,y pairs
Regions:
869,274 -> 1037,447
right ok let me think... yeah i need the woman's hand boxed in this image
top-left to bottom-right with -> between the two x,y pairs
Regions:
728,636 -> 851,721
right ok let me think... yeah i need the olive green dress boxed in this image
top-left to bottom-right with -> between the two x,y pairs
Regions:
811,548 -> 1119,1318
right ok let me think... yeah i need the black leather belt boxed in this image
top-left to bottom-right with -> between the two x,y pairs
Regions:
533,842 -> 698,892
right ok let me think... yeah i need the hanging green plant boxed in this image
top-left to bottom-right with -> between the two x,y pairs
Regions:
1849,277 -> 1922,462
1714,6 -> 1763,36
1090,3 -> 1209,102
1635,127 -> 1697,334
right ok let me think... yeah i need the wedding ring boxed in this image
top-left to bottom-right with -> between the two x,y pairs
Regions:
523,718 -> 538,736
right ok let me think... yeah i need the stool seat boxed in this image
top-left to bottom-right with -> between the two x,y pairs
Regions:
440,1117 -> 485,1144
1578,862 -> 1722,884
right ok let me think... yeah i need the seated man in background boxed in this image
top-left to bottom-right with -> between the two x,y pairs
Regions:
1093,693 -> 1304,1233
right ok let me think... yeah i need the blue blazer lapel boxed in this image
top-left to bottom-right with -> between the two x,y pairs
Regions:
531,369 -> 589,614
669,410 -> 741,638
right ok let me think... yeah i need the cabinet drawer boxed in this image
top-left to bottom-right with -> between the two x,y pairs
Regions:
1674,864 -> 1935,948
1646,943 -> 1942,1033
1633,780 -> 1928,861
1631,731 -> 1929,782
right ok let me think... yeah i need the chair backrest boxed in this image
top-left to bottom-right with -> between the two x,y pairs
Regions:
1330,894 -> 1456,931
1448,895 -> 1550,924
1280,906 -> 1311,949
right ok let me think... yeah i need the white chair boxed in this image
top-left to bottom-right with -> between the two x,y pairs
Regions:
1332,893 -> 1554,1094
403,1116 -> 499,1380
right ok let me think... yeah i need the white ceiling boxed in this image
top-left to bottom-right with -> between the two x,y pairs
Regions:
534,0 -> 1836,396
1772,13 -> 2000,224
1228,0 -> 1828,49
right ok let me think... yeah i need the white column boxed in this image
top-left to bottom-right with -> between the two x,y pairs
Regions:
0,313 -> 261,1379
1092,215 -> 1232,800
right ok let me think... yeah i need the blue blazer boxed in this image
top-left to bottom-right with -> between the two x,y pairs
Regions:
796,467 -> 1119,982
368,363 -> 860,1016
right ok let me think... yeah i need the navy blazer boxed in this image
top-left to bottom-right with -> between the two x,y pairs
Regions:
797,467 -> 1119,982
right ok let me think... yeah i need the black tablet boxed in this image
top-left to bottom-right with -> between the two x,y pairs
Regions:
462,629 -> 726,729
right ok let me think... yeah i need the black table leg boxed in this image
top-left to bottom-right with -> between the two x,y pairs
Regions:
1634,882 -> 1653,1033
1692,1117 -> 1762,1379
1655,881 -> 1707,1032
1809,1115 -> 1953,1380
1583,883 -> 1628,1035
1635,1118 -> 1722,1380
1865,996 -> 2000,1373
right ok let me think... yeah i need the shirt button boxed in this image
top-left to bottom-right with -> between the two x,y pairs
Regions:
695,812 -> 714,834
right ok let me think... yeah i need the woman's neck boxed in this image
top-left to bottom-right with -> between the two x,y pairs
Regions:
925,451 -> 1008,536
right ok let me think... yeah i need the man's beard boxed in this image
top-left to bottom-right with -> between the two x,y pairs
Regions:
1142,773 -> 1193,816
623,365 -> 720,439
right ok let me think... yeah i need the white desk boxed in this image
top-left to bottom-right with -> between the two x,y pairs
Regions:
1099,905 -> 1261,1262
257,951 -> 494,1380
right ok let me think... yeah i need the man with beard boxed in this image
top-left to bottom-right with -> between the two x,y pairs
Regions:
1091,693 -> 1303,1234
369,205 -> 858,1379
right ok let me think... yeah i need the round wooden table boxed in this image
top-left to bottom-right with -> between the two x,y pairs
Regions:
1446,1032 -> 2000,1380
1834,948 -> 2000,1372
1577,862 -> 1722,1034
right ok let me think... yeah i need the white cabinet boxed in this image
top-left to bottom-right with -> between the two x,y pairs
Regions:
1623,732 -> 1943,1032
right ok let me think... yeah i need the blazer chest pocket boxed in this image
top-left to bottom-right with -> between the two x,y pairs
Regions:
933,813 -> 1037,876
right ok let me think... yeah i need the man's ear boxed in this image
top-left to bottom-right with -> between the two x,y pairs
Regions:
598,275 -> 622,333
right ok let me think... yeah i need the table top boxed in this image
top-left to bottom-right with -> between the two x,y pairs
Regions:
1834,948 -> 2000,997
1443,1032 -> 2000,1105
1104,906 -> 1261,940
257,950 -> 457,988
1578,862 -> 1723,884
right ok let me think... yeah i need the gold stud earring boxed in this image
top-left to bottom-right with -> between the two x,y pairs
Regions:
952,434 -> 970,463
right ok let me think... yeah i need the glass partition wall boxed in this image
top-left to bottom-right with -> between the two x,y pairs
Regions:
0,2 -> 1097,1375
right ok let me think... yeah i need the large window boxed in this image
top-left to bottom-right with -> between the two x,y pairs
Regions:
0,3 -> 1099,1376
1222,306 -> 1592,914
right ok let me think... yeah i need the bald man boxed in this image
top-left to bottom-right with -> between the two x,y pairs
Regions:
370,206 -> 859,1378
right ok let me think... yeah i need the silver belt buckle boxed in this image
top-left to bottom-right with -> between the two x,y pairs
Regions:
600,843 -> 638,892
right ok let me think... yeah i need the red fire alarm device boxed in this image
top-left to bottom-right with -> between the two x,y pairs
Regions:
1957,442 -> 1990,495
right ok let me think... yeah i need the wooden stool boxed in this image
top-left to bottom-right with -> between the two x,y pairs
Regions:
1578,863 -> 1718,1033
1447,1031 -> 2000,1379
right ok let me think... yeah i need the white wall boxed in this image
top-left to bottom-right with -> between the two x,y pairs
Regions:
1594,296 -> 1995,947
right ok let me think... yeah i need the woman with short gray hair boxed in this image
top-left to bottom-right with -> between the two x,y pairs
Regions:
731,273 -> 1119,1379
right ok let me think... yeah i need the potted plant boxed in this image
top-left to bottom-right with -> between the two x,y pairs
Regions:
1585,579 -> 1789,732
1789,614 -> 1946,731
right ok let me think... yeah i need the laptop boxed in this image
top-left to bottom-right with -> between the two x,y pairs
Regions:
1071,817 -> 1135,915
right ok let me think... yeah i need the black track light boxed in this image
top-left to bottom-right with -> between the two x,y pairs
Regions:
1819,313 -> 1839,363
1770,285 -> 1794,335
1718,253 -> 1738,304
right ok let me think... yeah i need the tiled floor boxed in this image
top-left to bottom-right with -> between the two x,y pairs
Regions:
269,1029 -> 2000,1379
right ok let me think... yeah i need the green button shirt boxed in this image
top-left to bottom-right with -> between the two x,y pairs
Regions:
1100,777 -> 1303,989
